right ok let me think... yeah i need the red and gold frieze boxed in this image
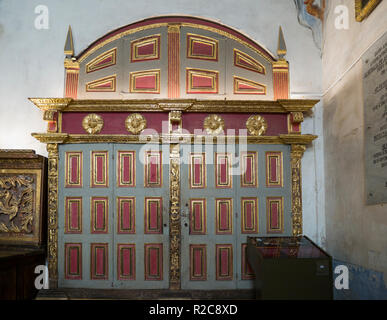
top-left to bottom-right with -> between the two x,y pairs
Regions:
117,151 -> 136,187
233,76 -> 266,95
234,49 -> 265,74
215,198 -> 233,235
64,243 -> 82,280
90,243 -> 109,280
91,151 -> 109,188
64,197 -> 82,234
117,244 -> 136,280
186,68 -> 219,94
117,197 -> 135,234
241,197 -> 258,234
144,243 -> 163,281
187,34 -> 218,61
130,35 -> 160,62
240,151 -> 258,187
90,197 -> 109,234
287,112 -> 303,134
189,198 -> 206,235
265,151 -> 283,187
129,70 -> 160,94
266,196 -> 284,233
215,153 -> 232,188
85,75 -> 116,92
189,153 -> 206,189
144,197 -> 163,234
190,244 -> 207,281
241,243 -> 255,280
216,244 -> 233,281
65,151 -> 83,188
144,151 -> 162,187
86,48 -> 117,73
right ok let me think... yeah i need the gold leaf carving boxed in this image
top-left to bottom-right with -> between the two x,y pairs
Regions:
82,114 -> 104,134
246,115 -> 267,136
125,113 -> 147,134
203,114 -> 224,135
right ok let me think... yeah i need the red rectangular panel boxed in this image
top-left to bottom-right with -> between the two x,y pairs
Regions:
91,243 -> 108,280
266,197 -> 284,233
117,151 -> 136,187
117,244 -> 135,280
241,197 -> 258,234
215,153 -> 232,188
215,198 -> 233,234
91,197 -> 108,234
65,152 -> 82,188
65,243 -> 82,280
189,153 -> 206,189
266,152 -> 283,187
189,199 -> 206,235
144,243 -> 163,280
91,151 -> 108,188
117,197 -> 135,234
144,151 -> 162,187
190,244 -> 207,280
145,197 -> 163,234
65,197 -> 82,234
216,244 -> 233,280
240,151 -> 258,187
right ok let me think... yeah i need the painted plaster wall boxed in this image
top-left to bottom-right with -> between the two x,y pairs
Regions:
323,0 -> 387,295
0,1 -> 324,244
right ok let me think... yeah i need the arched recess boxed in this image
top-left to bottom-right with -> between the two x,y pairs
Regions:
31,15 -> 318,294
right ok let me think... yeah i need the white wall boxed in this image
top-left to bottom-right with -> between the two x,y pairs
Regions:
323,0 -> 387,283
0,0 -> 324,244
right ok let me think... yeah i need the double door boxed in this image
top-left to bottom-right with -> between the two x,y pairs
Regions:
58,143 -> 170,288
180,143 -> 291,289
57,142 -> 291,289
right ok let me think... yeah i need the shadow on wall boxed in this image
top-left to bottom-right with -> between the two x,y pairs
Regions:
333,259 -> 387,300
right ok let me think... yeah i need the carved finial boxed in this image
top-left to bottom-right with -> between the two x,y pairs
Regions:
64,25 -> 74,56
277,26 -> 287,60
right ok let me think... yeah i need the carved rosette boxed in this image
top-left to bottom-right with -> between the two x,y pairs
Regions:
246,115 -> 268,136
125,113 -> 147,134
290,144 -> 306,236
169,144 -> 181,289
47,143 -> 59,286
203,114 -> 225,135
82,113 -> 104,134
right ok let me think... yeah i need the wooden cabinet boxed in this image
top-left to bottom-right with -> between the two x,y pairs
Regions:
0,150 -> 48,299
247,236 -> 333,300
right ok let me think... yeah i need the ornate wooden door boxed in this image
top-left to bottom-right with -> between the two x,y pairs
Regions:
58,143 -> 169,288
180,143 -> 291,289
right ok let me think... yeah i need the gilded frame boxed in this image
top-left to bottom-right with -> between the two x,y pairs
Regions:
355,0 -> 382,22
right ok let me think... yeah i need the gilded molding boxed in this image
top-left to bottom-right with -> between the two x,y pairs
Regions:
169,143 -> 181,289
46,143 -> 59,287
290,144 -> 306,236
30,98 -> 319,113
29,98 -> 72,111
279,134 -> 317,145
355,0 -> 382,22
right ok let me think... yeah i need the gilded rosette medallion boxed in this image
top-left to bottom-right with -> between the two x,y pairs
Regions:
203,114 -> 225,135
82,113 -> 104,134
246,115 -> 267,136
125,113 -> 147,134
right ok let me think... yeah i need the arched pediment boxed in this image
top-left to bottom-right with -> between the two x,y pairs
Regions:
64,16 -> 289,101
